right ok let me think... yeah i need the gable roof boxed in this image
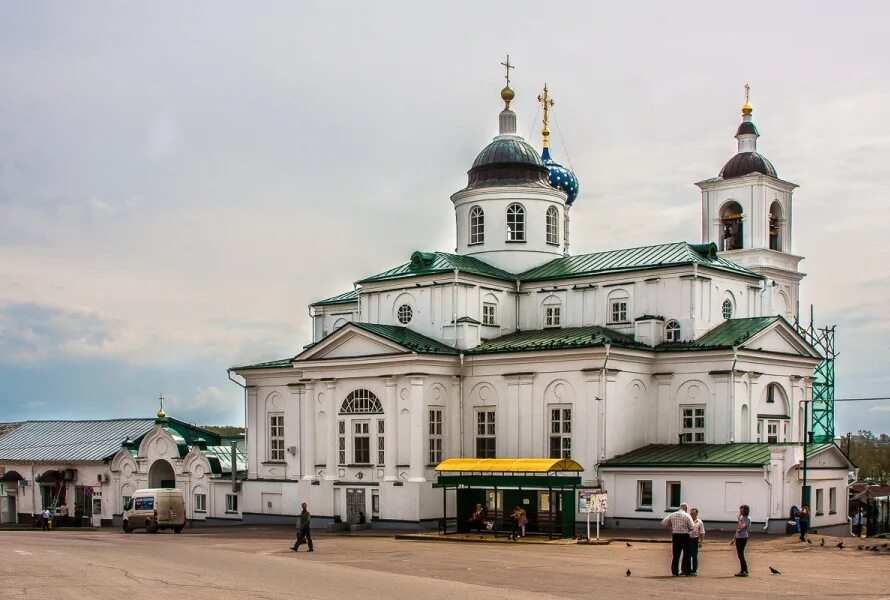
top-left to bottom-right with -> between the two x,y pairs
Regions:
346,322 -> 459,355
468,325 -> 644,354
230,357 -> 295,371
600,443 -> 840,469
0,419 -> 157,463
357,251 -> 516,285
310,289 -> 359,307
657,316 -> 819,356
519,242 -> 760,282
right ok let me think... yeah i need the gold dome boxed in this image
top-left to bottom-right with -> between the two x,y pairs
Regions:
157,407 -> 166,419
742,100 -> 753,116
501,85 -> 515,110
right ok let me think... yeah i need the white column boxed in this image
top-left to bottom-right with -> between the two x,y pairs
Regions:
325,381 -> 338,480
384,378 -> 398,481
450,377 -> 462,458
505,376 -> 520,457
408,376 -> 425,482
583,372 -> 600,484
302,382 -> 316,480
247,386 -> 258,479
518,375 -> 535,457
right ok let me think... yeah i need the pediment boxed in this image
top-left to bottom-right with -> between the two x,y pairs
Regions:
298,326 -> 409,361
807,446 -> 853,470
742,321 -> 820,358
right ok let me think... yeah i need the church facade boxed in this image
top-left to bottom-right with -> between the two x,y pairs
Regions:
232,77 -> 851,533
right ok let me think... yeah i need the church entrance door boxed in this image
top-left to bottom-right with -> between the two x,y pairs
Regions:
346,488 -> 365,524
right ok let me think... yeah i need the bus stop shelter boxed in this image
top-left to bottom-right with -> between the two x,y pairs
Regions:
434,458 -> 583,539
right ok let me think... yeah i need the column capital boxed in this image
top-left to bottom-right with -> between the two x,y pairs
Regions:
383,377 -> 398,387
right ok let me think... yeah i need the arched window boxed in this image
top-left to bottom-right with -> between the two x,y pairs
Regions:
340,389 -> 383,414
719,201 -> 743,251
482,293 -> 498,326
469,206 -> 484,245
722,298 -> 734,320
665,320 -> 681,343
542,295 -> 561,327
769,201 -> 783,251
397,304 -> 413,324
607,289 -> 630,324
506,203 -> 525,242
333,318 -> 348,330
546,206 -> 559,245
758,383 -> 790,443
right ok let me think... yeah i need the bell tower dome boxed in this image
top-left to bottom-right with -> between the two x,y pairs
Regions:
696,85 -> 804,321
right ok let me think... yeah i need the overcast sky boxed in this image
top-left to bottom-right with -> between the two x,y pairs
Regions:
1,2 -> 888,432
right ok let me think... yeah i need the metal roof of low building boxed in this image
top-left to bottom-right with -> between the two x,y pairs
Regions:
310,289 -> 359,307
436,458 -> 583,473
519,242 -> 760,282
349,322 -> 458,355
231,357 -> 295,371
357,251 -> 516,285
468,325 -> 644,354
202,445 -> 247,475
658,316 -> 782,351
0,419 -> 157,463
601,443 -> 837,469
0,423 -> 22,437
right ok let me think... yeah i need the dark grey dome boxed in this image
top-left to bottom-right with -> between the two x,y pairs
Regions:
719,151 -> 777,179
736,121 -> 759,136
465,138 -> 550,190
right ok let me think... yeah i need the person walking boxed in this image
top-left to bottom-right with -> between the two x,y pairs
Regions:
41,508 -> 51,531
852,508 -> 864,537
291,502 -> 314,552
688,507 -> 705,576
798,504 -> 810,542
661,502 -> 694,576
509,505 -> 523,541
732,504 -> 751,577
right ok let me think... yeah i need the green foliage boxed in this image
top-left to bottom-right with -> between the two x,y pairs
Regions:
199,425 -> 244,436
842,432 -> 890,484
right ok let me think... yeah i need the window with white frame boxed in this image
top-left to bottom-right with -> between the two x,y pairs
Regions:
610,298 -> 628,323
815,488 -> 824,516
226,493 -> 238,513
766,383 -> 777,403
757,417 -> 787,443
637,480 -> 653,510
506,203 -> 525,242
829,487 -> 837,514
722,298 -> 734,319
338,420 -> 346,464
546,206 -> 559,245
353,421 -> 371,464
377,420 -> 385,466
341,389 -> 383,414
666,482 -> 682,511
469,206 -> 484,245
268,413 -> 285,462
428,408 -> 443,464
665,320 -> 681,343
194,493 -> 206,513
482,302 -> 497,326
680,406 -> 705,443
397,304 -> 413,324
549,407 -> 572,458
475,409 -> 496,458
543,295 -> 561,328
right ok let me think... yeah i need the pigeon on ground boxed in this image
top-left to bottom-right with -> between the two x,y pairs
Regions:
871,546 -> 880,552
626,542 -> 633,547
820,538 -> 825,546
883,543 -> 889,548
806,538 -> 812,544
626,569 -> 631,577
769,567 -> 781,575
858,545 -> 864,550
836,541 -> 844,549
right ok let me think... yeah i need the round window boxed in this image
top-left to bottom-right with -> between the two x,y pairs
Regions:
397,304 -> 413,324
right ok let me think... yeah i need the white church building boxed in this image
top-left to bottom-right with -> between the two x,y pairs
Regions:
232,76 -> 851,533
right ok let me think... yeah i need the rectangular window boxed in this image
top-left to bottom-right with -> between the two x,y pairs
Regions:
766,420 -> 779,443
610,300 -> 628,323
353,421 -> 370,464
482,303 -> 497,326
545,305 -> 561,327
225,494 -> 238,513
122,496 -> 132,512
475,409 -> 496,458
680,406 -> 705,443
194,493 -> 206,513
666,482 -> 682,511
637,480 -> 653,510
268,413 -> 285,462
815,488 -> 824,516
829,487 -> 837,514
428,408 -> 443,464
756,420 -> 763,442
338,420 -> 346,465
548,407 -> 572,459
376,420 -> 385,466
134,497 -> 154,511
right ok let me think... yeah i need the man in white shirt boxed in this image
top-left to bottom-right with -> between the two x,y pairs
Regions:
661,502 -> 695,576
41,508 -> 51,531
689,507 -> 706,576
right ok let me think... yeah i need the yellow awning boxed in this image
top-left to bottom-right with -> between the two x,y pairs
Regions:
435,458 -> 583,473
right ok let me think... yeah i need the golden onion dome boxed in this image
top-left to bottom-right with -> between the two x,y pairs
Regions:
501,85 -> 515,109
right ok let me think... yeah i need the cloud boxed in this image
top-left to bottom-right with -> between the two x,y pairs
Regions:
869,406 -> 890,413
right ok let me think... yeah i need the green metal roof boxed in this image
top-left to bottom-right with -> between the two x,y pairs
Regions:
202,445 -> 247,475
519,242 -> 760,282
347,322 -> 459,355
310,289 -> 359,307
230,357 -> 295,370
468,326 -> 644,354
357,251 -> 516,284
455,316 -> 481,324
601,443 -> 838,468
658,316 -> 781,351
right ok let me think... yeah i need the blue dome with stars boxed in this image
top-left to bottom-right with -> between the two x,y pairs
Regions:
541,147 -> 579,205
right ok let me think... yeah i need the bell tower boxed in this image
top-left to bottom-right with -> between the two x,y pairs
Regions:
696,85 -> 804,321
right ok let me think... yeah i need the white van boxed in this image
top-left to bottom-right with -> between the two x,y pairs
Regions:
123,488 -> 186,534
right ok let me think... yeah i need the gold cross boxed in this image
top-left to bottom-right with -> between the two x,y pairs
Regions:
501,55 -> 515,86
158,393 -> 164,411
538,83 -> 555,147
744,82 -> 750,103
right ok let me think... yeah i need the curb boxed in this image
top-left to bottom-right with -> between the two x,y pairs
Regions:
395,534 -> 588,545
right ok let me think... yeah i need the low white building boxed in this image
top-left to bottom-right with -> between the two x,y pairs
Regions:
231,80 -> 850,533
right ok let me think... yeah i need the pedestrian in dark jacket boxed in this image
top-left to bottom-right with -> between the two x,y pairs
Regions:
292,502 -> 314,552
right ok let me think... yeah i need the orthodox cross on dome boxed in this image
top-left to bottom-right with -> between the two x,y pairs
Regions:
538,83 -> 555,148
500,55 -> 516,110
742,82 -> 753,116
157,393 -> 167,420
501,55 -> 515,86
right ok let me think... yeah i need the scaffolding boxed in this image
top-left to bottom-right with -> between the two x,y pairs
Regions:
794,306 -> 837,444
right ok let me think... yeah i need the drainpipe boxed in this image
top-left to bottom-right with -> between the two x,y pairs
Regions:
459,353 -> 465,457
691,263 -> 698,321
227,369 -> 247,478
730,346 -> 738,443
762,464 -> 772,530
354,282 -> 362,323
514,279 -> 521,331
600,343 -> 611,464
452,269 -> 459,347
231,441 -> 238,494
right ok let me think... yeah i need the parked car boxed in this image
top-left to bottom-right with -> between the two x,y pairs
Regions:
123,488 -> 185,534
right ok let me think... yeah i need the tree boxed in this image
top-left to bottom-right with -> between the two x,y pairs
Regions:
843,432 -> 890,484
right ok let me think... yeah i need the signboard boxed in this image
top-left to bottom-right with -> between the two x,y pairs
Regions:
579,490 -> 608,514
